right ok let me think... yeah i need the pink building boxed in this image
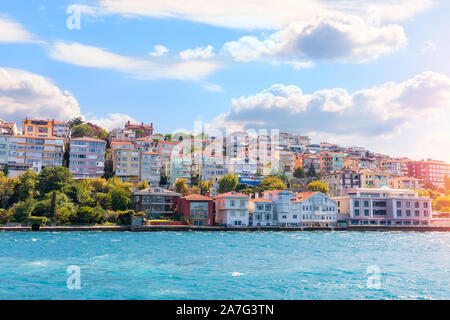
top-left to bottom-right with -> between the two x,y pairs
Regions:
69,137 -> 106,179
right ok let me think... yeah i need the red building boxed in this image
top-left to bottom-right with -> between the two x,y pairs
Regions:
177,194 -> 214,226
407,159 -> 450,188
125,121 -> 154,137
86,122 -> 102,137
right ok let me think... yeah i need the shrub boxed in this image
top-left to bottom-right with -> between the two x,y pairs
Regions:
0,208 -> 13,225
27,216 -> 50,226
117,210 -> 135,225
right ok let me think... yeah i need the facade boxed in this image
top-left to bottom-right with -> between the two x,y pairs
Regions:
321,153 -> 345,173
157,140 -> 180,168
69,137 -> 106,179
132,187 -> 181,219
22,118 -> 54,138
140,151 -> 160,186
360,170 -> 390,188
249,198 -> 275,226
114,148 -> 140,182
407,159 -> 450,188
85,122 -> 102,137
228,157 -> 257,177
53,121 -> 71,140
214,191 -> 250,227
177,194 -> 214,226
323,171 -> 362,197
335,187 -> 432,226
0,120 -> 19,135
390,176 -> 422,190
2,135 -> 64,176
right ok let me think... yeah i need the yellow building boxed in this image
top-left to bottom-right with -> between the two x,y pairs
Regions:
22,118 -> 54,138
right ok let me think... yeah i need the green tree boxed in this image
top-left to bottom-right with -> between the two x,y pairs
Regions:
164,134 -> 172,141
90,177 -> 107,193
71,124 -> 94,138
293,167 -> 306,179
175,178 -> 189,195
2,164 -> 9,176
137,180 -> 149,190
12,198 -> 37,222
69,117 -> 84,126
160,172 -> 168,186
0,173 -> 15,208
32,191 -> 76,219
98,129 -> 109,141
259,176 -> 287,191
235,183 -> 250,192
217,174 -> 239,194
108,186 -> 131,211
0,208 -> 13,225
307,180 -> 329,194
135,129 -> 145,138
13,170 -> 38,202
54,207 -> 75,225
76,206 -> 101,224
307,164 -> 317,178
94,192 -> 112,209
63,181 -> 92,206
37,166 -> 73,196
198,180 -> 212,195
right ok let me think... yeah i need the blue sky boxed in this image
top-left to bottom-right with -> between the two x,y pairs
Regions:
1,0 -> 450,161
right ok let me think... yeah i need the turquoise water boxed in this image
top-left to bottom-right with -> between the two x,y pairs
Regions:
0,231 -> 449,299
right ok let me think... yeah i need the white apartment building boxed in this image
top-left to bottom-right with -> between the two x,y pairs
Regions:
249,198 -> 275,226
140,151 -> 160,186
214,191 -> 249,227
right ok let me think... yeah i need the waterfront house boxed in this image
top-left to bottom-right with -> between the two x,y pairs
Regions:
69,137 -> 106,179
132,187 -> 181,219
249,198 -> 275,227
334,187 -> 432,226
214,191 -> 249,227
178,194 -> 214,226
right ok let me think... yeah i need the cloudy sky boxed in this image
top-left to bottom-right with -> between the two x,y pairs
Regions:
0,0 -> 450,161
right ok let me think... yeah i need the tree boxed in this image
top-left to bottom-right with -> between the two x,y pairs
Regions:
108,186 -> 131,211
0,173 -> 15,209
175,178 -> 189,195
235,183 -> 249,192
71,124 -> 94,138
32,191 -> 76,219
293,167 -> 306,179
90,177 -> 107,193
307,180 -> 329,194
164,134 -> 172,141
198,180 -> 212,195
69,117 -> 84,126
307,164 -> 317,178
0,208 -> 13,225
137,180 -> 149,190
2,165 -> 9,176
12,198 -> 37,222
13,170 -> 38,202
93,192 -> 112,209
37,166 -> 73,196
63,182 -> 92,206
191,186 -> 200,194
98,129 -> 109,141
217,174 -> 239,194
135,129 -> 145,138
160,172 -> 168,186
259,176 -> 287,191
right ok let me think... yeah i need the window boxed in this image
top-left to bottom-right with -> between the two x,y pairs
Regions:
423,202 -> 429,208
364,201 -> 369,207
396,201 -> 402,207
415,202 -> 420,209
354,200 -> 360,208
364,209 -> 369,216
406,210 -> 411,217
397,210 -> 402,217
424,210 -> 429,217
415,210 -> 420,217
354,209 -> 360,216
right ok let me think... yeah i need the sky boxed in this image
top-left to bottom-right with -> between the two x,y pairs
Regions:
0,0 -> 450,162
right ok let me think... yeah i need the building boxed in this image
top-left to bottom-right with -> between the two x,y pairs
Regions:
132,187 -> 181,219
69,137 -> 106,179
323,171 -> 362,197
294,192 -> 338,227
177,194 -> 214,226
334,187 -> 432,226
140,151 -> 160,186
53,121 -> 71,140
228,157 -> 257,177
360,170 -> 390,188
125,120 -> 154,137
249,198 -> 275,227
114,148 -> 140,182
214,191 -> 249,227
390,176 -> 422,190
407,159 -> 450,188
320,152 -> 345,173
22,118 -> 54,138
85,122 -> 103,137
157,140 -> 180,168
0,119 -> 19,135
1,135 -> 65,176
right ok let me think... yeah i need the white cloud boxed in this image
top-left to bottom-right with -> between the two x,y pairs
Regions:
202,83 -> 223,92
149,45 -> 169,57
84,113 -> 138,131
85,0 -> 435,30
0,66 -> 138,132
421,40 -> 437,53
223,14 -> 407,64
0,16 -> 38,43
209,71 -> 450,160
49,41 -> 221,81
0,66 -> 81,124
179,45 -> 214,60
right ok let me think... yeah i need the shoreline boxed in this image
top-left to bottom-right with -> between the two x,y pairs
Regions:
1,225 -> 450,232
